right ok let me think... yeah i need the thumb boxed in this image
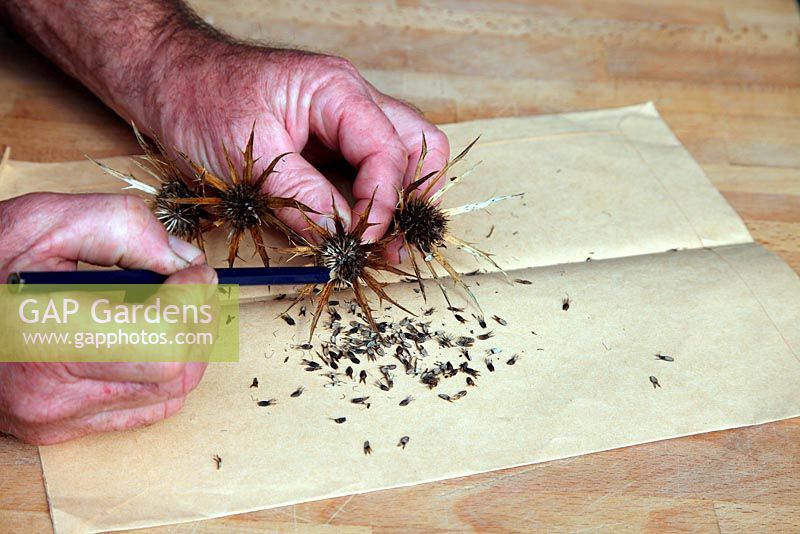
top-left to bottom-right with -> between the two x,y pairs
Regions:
28,193 -> 204,274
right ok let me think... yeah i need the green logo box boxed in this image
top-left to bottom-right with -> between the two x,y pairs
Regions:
0,284 -> 240,362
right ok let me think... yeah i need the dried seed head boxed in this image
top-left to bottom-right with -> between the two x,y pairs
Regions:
221,181 -> 267,229
394,196 -> 448,254
320,231 -> 370,285
153,179 -> 203,239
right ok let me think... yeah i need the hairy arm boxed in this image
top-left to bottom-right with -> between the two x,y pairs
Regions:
0,0 -> 220,125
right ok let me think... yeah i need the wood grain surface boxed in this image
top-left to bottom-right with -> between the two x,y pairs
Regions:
1,1 -> 799,532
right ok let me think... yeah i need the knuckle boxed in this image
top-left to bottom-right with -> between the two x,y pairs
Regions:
151,362 -> 186,383
7,396 -> 59,426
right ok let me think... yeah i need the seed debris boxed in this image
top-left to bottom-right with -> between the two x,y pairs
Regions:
212,454 -> 222,470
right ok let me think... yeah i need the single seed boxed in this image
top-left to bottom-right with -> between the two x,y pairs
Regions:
485,357 -> 495,372
438,393 -> 452,402
655,353 -> 674,362
562,296 -> 570,311
249,377 -> 258,388
398,436 -> 410,449
299,305 -> 307,317
351,396 -> 371,405
359,370 -> 368,384
363,441 -> 372,455
454,314 -> 467,324
477,331 -> 494,340
290,386 -> 305,398
514,278 -> 532,285
257,399 -> 277,407
506,354 -> 520,365
466,376 -> 476,387
281,313 -> 296,326
650,376 -> 661,388
331,417 -> 347,424
423,307 -> 435,316
492,315 -> 507,326
399,395 -> 414,406
212,454 -> 222,470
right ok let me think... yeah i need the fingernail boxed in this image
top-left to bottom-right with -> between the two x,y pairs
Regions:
398,246 -> 409,263
168,235 -> 204,265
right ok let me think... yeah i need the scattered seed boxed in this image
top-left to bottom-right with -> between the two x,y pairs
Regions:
226,314 -> 235,325
506,354 -> 520,365
492,315 -> 507,326
655,353 -> 674,362
477,331 -> 495,340
423,307 -> 435,316
249,377 -> 258,388
485,357 -> 495,372
466,376 -> 476,387
281,313 -> 296,326
649,376 -> 661,388
514,278 -> 532,285
562,296 -> 570,311
212,454 -> 222,470
359,370 -> 368,384
257,399 -> 277,407
398,436 -> 410,449
438,393 -> 453,402
487,347 -> 502,355
331,417 -> 346,424
454,314 -> 467,324
302,359 -> 321,371
290,386 -> 305,398
399,395 -> 414,406
363,441 -> 372,455
299,305 -> 307,317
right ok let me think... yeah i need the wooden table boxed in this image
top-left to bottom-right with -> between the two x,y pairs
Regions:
2,1 -> 799,531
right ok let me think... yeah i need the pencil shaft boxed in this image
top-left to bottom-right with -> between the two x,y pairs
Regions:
8,267 -> 331,286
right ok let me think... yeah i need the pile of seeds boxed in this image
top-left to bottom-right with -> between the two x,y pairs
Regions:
292,299 -> 518,401
253,296 -> 521,454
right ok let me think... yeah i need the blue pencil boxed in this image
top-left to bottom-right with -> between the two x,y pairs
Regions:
7,267 -> 331,287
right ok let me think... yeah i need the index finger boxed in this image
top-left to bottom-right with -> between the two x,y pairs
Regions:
310,83 -> 408,242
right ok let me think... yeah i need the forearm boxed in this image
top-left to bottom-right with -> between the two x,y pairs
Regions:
0,0 -> 223,127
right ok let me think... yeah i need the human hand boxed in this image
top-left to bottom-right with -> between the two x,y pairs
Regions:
0,192 -> 215,444
141,43 -> 450,259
